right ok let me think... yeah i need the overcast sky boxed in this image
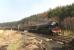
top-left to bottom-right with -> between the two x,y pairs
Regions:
0,0 -> 74,23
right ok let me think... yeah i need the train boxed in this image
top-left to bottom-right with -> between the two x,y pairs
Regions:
28,21 -> 61,35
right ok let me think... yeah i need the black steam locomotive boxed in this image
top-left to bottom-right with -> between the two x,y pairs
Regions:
28,22 -> 61,35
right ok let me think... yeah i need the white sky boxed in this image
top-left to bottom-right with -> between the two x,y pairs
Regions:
0,0 -> 74,23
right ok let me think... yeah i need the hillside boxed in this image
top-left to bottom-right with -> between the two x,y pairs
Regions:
0,3 -> 74,30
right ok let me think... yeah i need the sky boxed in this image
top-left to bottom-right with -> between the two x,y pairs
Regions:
0,0 -> 74,23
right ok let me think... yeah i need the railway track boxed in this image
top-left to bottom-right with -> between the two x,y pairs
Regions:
51,35 -> 73,44
21,31 -> 67,50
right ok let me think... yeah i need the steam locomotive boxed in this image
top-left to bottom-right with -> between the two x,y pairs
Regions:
28,21 -> 61,35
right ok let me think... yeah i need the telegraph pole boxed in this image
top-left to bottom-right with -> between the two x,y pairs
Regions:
18,24 -> 20,31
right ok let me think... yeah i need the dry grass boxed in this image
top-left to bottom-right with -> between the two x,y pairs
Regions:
0,30 -> 23,50
60,30 -> 74,37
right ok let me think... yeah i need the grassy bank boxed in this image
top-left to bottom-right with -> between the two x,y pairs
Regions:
0,30 -> 23,50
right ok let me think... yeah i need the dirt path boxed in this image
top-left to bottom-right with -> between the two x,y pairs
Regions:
20,31 -> 63,50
